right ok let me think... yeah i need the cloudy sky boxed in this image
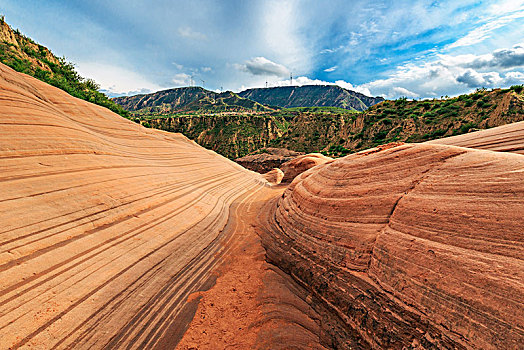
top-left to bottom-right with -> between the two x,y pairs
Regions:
2,0 -> 523,98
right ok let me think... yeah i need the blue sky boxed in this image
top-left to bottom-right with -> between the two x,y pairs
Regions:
2,0 -> 523,98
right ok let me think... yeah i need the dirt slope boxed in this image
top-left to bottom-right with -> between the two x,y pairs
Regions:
0,62 -> 264,349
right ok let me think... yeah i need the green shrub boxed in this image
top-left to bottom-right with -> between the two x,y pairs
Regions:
374,130 -> 389,141
510,85 -> 523,94
422,129 -> 446,140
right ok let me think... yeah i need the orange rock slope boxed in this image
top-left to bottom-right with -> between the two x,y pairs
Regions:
262,142 -> 524,349
0,63 -> 264,349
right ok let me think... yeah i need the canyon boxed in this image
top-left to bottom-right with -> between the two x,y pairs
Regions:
1,62 -> 523,349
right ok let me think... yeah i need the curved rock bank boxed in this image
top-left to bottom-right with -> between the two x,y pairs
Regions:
0,63 -> 263,349
262,143 -> 524,349
428,120 -> 524,154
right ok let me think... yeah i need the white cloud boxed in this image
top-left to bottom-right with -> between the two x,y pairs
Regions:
355,43 -> 523,99
273,76 -> 331,87
264,76 -> 373,97
324,65 -> 338,72
505,71 -> 524,85
456,69 -> 503,88
391,87 -> 419,97
172,73 -> 190,85
236,57 -> 289,77
260,0 -> 311,73
201,66 -> 212,72
455,69 -> 485,87
447,7 -> 524,49
320,45 -> 344,54
172,61 -> 184,70
334,80 -> 371,96
75,62 -> 162,95
466,44 -> 524,69
178,26 -> 207,41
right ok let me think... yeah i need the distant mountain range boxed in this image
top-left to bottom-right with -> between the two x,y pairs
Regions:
238,85 -> 384,111
113,87 -> 273,114
113,85 -> 384,114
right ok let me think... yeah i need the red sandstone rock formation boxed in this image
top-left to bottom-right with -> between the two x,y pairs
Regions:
235,147 -> 304,173
262,143 -> 524,349
279,153 -> 333,183
0,63 -> 264,349
428,120 -> 524,154
263,168 -> 284,185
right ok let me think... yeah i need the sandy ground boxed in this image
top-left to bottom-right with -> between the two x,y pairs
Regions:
177,187 -> 278,349
178,185 -> 328,350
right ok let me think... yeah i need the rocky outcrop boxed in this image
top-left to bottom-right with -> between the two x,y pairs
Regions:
236,148 -> 304,173
262,143 -> 524,349
280,153 -> 333,183
0,63 -> 263,349
263,168 -> 284,185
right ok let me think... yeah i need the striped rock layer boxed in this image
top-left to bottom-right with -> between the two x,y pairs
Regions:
263,143 -> 524,349
0,63 -> 262,349
428,120 -> 524,154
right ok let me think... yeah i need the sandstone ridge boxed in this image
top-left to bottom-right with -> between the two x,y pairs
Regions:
262,142 -> 524,349
280,153 -> 333,183
0,62 -> 263,349
428,119 -> 524,154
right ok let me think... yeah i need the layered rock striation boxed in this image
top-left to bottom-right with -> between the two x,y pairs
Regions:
428,120 -> 524,154
262,143 -> 524,349
0,63 -> 263,349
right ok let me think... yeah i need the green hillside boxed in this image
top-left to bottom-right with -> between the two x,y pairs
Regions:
273,87 -> 524,157
139,87 -> 523,159
113,87 -> 274,115
0,18 -> 129,118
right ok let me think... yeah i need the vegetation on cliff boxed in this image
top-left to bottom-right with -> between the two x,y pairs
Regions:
275,87 -> 524,157
0,18 -> 129,118
147,113 -> 288,159
136,87 -> 522,159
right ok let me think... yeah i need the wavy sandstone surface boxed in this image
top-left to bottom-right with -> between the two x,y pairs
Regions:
262,143 -> 524,349
2,60 -> 524,350
428,120 -> 524,154
0,63 -> 264,349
